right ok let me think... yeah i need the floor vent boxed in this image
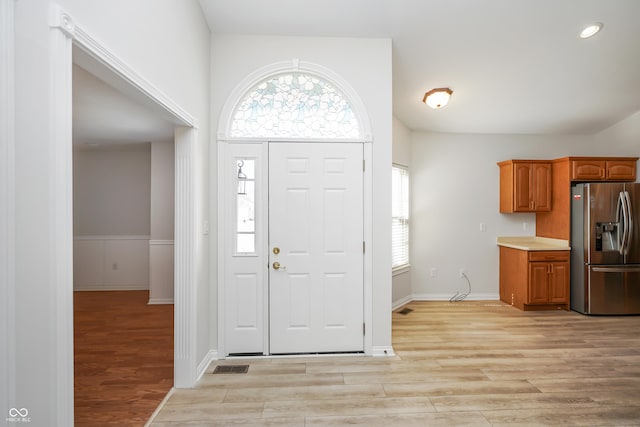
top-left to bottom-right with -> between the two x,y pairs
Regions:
397,308 -> 413,315
212,365 -> 249,374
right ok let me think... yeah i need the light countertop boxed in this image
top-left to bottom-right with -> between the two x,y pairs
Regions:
497,236 -> 571,251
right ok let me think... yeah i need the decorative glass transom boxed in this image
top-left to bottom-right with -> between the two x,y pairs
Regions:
230,73 -> 360,139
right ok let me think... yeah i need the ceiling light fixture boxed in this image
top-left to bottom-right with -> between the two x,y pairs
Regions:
579,23 -> 603,39
422,87 -> 453,109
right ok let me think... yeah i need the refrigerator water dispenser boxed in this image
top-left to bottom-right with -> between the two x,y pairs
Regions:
595,222 -> 619,252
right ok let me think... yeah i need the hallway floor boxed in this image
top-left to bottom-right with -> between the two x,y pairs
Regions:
150,301 -> 640,426
74,290 -> 173,426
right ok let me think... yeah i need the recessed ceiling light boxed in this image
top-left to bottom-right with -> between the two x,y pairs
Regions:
579,23 -> 603,39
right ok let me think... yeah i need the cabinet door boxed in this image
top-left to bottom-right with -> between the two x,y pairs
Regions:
532,163 -> 551,212
606,160 -> 636,181
548,261 -> 569,303
528,263 -> 549,304
514,163 -> 533,211
571,159 -> 605,181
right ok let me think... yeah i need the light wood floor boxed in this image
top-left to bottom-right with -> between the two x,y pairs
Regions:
150,300 -> 640,426
74,290 -> 174,426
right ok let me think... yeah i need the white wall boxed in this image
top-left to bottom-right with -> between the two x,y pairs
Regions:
392,116 -> 412,308
1,0 -> 15,420
149,141 -> 175,303
150,141 -> 175,240
595,110 -> 640,179
13,1 -> 210,424
211,34 -> 393,352
73,147 -> 151,236
72,147 -> 151,290
410,130 -> 639,300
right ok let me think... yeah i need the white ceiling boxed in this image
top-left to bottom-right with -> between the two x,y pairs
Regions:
72,0 -> 640,144
73,64 -> 175,147
199,0 -> 640,135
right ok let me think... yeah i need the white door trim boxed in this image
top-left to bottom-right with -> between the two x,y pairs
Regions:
46,5 -> 201,423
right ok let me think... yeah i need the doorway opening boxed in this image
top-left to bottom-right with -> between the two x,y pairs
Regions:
71,58 -> 177,423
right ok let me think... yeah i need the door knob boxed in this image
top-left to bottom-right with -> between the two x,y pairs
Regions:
272,261 -> 286,270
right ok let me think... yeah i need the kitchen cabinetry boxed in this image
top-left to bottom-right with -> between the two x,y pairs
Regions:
536,157 -> 638,241
499,247 -> 569,311
570,158 -> 636,182
498,160 -> 551,213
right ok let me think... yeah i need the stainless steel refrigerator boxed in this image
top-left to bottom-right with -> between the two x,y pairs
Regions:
571,182 -> 640,314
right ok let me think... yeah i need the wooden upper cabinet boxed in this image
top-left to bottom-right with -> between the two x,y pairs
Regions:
606,159 -> 637,181
569,157 -> 637,182
499,160 -> 551,213
571,159 -> 605,180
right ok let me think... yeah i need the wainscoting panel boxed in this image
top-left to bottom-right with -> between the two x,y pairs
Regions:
149,240 -> 174,304
73,236 -> 149,290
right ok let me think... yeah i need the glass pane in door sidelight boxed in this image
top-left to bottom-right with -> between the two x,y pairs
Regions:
235,159 -> 256,254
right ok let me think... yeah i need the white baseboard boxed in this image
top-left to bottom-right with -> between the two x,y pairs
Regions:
196,349 -> 220,382
148,298 -> 174,305
392,295 -> 413,311
411,293 -> 500,301
372,346 -> 395,357
73,285 -> 149,291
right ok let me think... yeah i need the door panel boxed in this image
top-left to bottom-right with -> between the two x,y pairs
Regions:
269,142 -> 364,354
549,262 -> 569,303
528,263 -> 548,304
514,163 -> 532,211
533,163 -> 551,211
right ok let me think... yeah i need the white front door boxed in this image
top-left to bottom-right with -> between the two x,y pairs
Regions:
268,142 -> 364,354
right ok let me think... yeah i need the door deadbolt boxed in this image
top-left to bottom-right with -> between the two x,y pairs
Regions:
273,247 -> 280,255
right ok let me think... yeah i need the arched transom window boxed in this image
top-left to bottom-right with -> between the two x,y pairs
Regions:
230,72 -> 361,139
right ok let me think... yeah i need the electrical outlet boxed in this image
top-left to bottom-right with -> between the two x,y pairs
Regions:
523,222 -> 529,231
430,268 -> 438,278
479,222 -> 487,232
458,268 -> 465,278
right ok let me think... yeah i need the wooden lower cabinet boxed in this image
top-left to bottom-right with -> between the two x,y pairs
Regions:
500,247 -> 570,311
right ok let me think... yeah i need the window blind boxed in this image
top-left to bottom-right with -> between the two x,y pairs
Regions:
392,165 -> 409,268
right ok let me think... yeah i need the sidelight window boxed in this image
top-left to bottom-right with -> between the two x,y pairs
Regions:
235,158 -> 256,254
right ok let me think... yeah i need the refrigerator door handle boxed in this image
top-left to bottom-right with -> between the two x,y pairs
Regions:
624,190 -> 633,255
617,192 -> 625,255
592,266 -> 640,273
